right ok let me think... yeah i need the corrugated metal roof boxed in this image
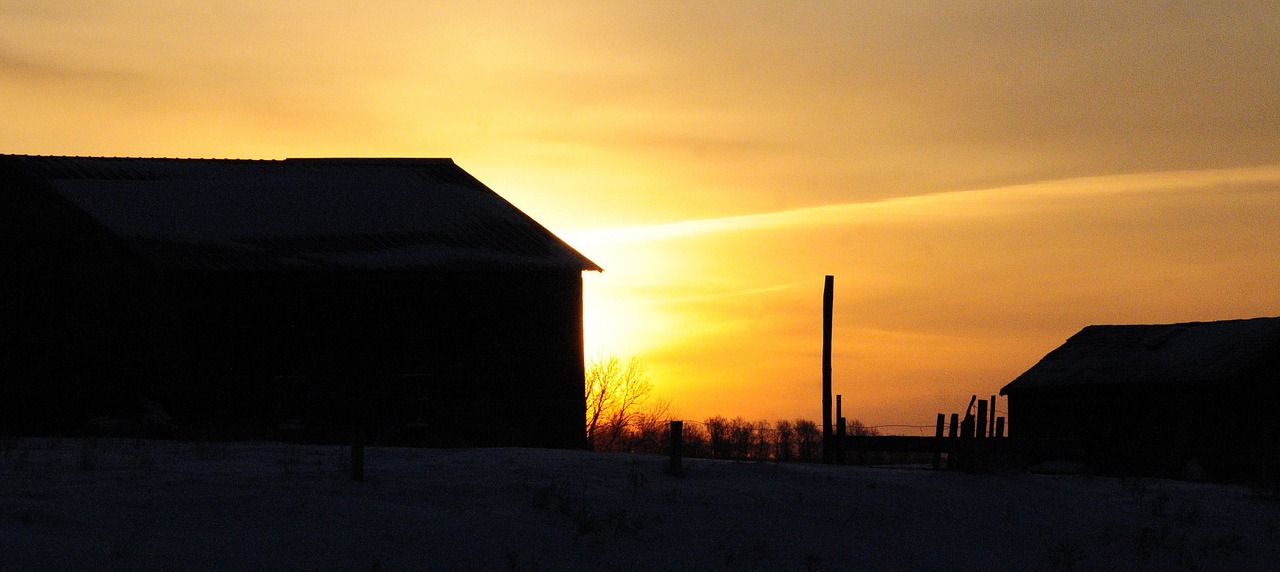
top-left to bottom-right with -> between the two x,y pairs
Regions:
1,155 -> 601,272
1000,317 -> 1280,394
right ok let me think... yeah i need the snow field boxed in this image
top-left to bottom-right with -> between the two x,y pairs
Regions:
2,438 -> 1278,570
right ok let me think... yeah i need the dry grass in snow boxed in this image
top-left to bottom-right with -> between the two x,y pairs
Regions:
2,438 -> 1279,570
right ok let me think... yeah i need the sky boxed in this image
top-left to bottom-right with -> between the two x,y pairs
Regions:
4,1 -> 1279,431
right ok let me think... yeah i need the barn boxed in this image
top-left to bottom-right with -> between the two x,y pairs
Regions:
1000,317 -> 1280,480
0,154 -> 600,448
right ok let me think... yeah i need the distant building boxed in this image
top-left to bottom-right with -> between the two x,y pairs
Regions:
1000,317 -> 1280,480
0,155 -> 600,447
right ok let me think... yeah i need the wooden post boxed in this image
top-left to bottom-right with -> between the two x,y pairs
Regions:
351,427 -> 365,482
995,417 -> 1005,439
822,275 -> 834,464
350,386 -> 366,482
836,416 -> 847,465
958,413 -> 975,470
989,395 -> 997,438
835,395 -> 844,463
934,413 -> 945,469
976,399 -> 988,440
668,420 -> 684,477
836,395 -> 842,429
947,413 -> 959,469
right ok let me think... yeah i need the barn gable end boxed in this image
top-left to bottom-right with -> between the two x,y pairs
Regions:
1,155 -> 599,448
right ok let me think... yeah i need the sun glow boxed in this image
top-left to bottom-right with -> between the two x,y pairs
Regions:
581,273 -> 663,359
573,236 -> 693,362
4,1 -> 1279,429
562,167 -> 1280,424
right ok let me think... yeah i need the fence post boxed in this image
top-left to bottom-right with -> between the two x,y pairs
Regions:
995,417 -> 1005,439
958,413 -> 976,470
934,413 -> 945,469
351,426 -> 365,482
947,413 -> 960,469
989,395 -> 997,438
349,386 -> 367,482
976,399 -> 988,440
836,416 -> 846,465
668,420 -> 684,477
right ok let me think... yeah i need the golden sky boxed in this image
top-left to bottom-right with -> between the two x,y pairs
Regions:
4,1 -> 1279,430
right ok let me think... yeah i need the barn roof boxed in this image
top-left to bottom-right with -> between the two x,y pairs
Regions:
1000,317 -> 1280,394
0,154 -> 600,272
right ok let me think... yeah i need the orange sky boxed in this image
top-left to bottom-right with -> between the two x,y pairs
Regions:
4,1 -> 1280,431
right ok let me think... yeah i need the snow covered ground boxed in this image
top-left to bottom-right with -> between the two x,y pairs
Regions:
2,438 -> 1278,571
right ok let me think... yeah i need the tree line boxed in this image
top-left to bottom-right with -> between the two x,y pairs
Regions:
585,356 -> 877,461
602,415 -> 876,461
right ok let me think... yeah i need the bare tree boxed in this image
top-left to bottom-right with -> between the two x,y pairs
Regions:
682,422 -> 710,458
775,419 -> 796,462
728,417 -> 753,459
621,402 -> 673,452
847,419 -> 880,437
584,355 -> 668,451
704,416 -> 731,459
751,420 -> 774,461
794,418 -> 821,462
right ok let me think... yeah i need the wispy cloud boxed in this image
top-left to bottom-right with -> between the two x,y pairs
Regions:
565,165 -> 1280,247
0,49 -> 141,85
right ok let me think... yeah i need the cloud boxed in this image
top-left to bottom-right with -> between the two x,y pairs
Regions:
0,49 -> 143,86
6,1 -> 1279,217
566,164 -> 1280,247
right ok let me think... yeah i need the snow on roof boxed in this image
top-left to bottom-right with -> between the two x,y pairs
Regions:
1000,317 -> 1280,394
2,155 -> 600,272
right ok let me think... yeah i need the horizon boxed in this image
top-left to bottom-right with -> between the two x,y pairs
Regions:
4,2 -> 1279,431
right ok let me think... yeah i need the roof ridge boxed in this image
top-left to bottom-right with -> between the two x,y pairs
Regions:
2,154 -> 458,164
3,154 -> 599,272
1083,316 -> 1280,329
284,158 -> 455,165
1,153 -> 276,162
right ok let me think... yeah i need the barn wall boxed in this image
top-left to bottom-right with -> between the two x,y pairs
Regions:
2,263 -> 588,448
0,184 -> 146,435
1008,381 -> 1280,480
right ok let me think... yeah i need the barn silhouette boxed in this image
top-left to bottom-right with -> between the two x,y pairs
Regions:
0,154 -> 599,447
1001,317 -> 1280,480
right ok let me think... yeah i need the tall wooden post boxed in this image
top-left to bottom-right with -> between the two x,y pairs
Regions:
822,275 -> 835,464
